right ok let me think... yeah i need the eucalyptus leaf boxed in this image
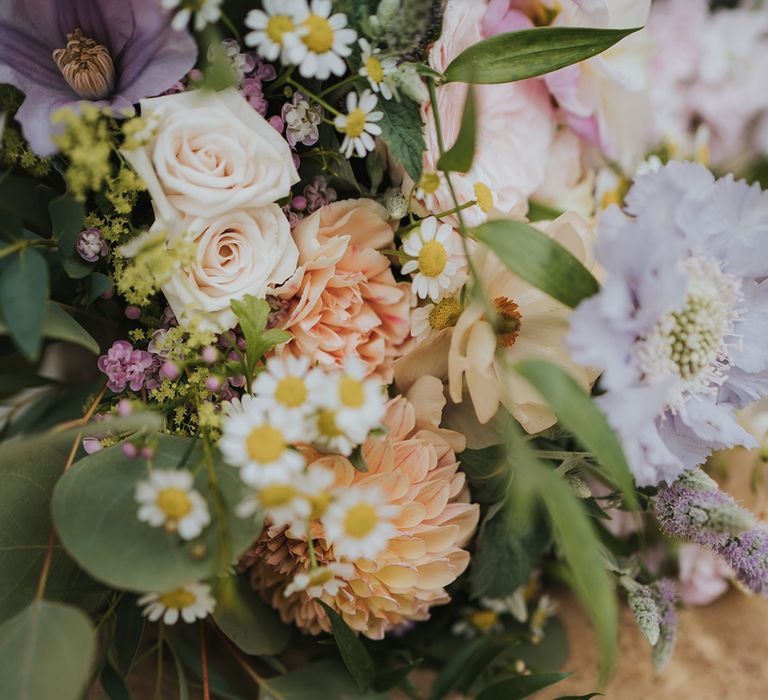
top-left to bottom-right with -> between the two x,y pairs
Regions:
319,601 -> 375,691
437,85 -> 476,173
0,302 -> 99,355
443,26 -> 640,84
476,672 -> 570,700
378,96 -> 425,183
514,359 -> 637,510
472,218 -> 599,308
53,435 -> 261,592
0,601 -> 96,700
213,574 -> 289,656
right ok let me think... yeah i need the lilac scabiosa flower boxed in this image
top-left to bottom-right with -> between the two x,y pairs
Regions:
97,340 -> 155,393
720,525 -> 768,597
569,162 -> 768,485
76,227 -> 108,262
281,91 -> 323,147
654,469 -> 755,547
0,0 -> 198,155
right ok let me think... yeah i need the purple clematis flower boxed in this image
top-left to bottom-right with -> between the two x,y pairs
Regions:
0,0 -> 198,155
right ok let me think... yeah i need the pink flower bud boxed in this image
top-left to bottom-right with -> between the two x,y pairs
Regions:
202,346 -> 218,364
140,445 -> 156,460
117,399 -> 134,417
291,195 -> 308,211
269,115 -> 284,132
122,442 -> 138,459
125,305 -> 141,320
160,361 -> 180,381
206,376 -> 222,392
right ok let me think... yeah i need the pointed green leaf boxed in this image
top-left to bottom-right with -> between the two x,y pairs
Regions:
430,637 -> 511,700
319,601 -> 375,691
49,195 -> 91,279
477,672 -> 570,700
472,218 -> 598,308
378,96 -> 425,183
437,86 -> 476,173
514,359 -> 637,510
443,26 -> 641,84
263,660 -> 388,700
0,302 -> 99,355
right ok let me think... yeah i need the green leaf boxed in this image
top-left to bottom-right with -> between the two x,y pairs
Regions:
443,26 -> 641,84
87,272 -> 113,303
0,303 -> 99,355
460,445 -> 509,505
319,601 -> 375,691
114,595 -> 145,676
213,574 -> 289,656
0,248 -> 49,359
430,637 -> 511,700
514,359 -> 637,510
0,600 -> 96,700
49,195 -> 91,279
472,218 -> 598,308
262,660 -> 388,700
349,445 -> 369,473
231,295 -> 290,384
476,672 -> 570,700
53,435 -> 261,592
100,662 -> 132,700
167,641 -> 191,700
437,85 -> 476,173
556,694 -> 603,700
378,96 -> 425,183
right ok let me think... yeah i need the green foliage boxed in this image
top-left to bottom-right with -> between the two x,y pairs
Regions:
476,672 -> 570,700
49,195 -> 91,279
430,637 -> 511,700
213,574 -> 289,656
472,218 -> 599,308
437,86 -> 476,173
0,601 -> 96,700
319,601 -> 376,691
0,247 -> 49,359
261,660 -> 388,700
377,96 -> 426,183
443,27 -> 641,84
460,445 -> 509,505
0,302 -> 99,356
52,435 -> 261,592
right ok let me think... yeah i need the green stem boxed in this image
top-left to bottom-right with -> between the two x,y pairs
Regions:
0,238 -> 56,260
534,450 -> 591,461
286,77 -> 342,116
307,535 -> 319,571
220,12 -> 242,43
270,65 -> 295,91
318,73 -> 362,98
154,624 -> 165,700
399,200 -> 477,235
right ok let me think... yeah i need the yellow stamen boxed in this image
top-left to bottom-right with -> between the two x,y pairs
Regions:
302,15 -> 334,53
418,240 -> 448,277
365,56 -> 384,83
317,409 -> 342,438
267,15 -> 295,44
473,182 -> 494,213
344,503 -> 378,538
309,568 -> 335,585
428,297 -> 462,330
246,425 -> 286,463
259,483 -> 297,508
275,376 -> 307,408
52,28 -> 115,101
470,609 -> 499,632
418,172 -> 440,195
156,488 -> 193,520
339,376 -> 365,408
158,588 -> 196,610
343,108 -> 367,138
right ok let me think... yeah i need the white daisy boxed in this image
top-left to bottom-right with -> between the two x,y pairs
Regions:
333,90 -> 383,159
244,0 -> 303,62
358,38 -> 397,100
401,217 -> 464,302
411,296 -> 463,344
322,485 -> 399,560
414,171 -> 443,214
138,582 -> 215,625
135,469 -> 210,540
287,0 -> 357,80
252,356 -> 320,420
284,561 -> 355,598
162,0 -> 223,32
219,403 -> 306,487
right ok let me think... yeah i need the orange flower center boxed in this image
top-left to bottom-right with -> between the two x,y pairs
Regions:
493,296 -> 522,348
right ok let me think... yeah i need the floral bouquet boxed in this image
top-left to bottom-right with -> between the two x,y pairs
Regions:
2,0 -> 768,698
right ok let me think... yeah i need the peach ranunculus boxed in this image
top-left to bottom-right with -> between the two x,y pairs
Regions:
123,88 -> 298,221
273,199 -> 411,382
239,376 -> 480,640
401,0 -> 555,226
394,212 -> 598,434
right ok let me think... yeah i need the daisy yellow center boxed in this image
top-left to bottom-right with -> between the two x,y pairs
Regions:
493,296 -> 522,348
301,15 -> 334,53
473,182 -> 494,213
156,488 -> 193,519
365,56 -> 384,83
275,376 -> 307,408
158,588 -> 196,610
470,609 -> 499,632
267,15 -> 295,43
259,483 -> 297,508
418,172 -> 440,195
343,108 -> 367,138
428,297 -> 462,330
418,240 -> 448,277
317,409 -> 342,438
247,425 -> 286,463
339,377 -> 365,408
310,491 -> 332,518
309,568 -> 335,585
344,503 -> 378,538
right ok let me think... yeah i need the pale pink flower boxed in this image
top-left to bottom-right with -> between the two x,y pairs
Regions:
678,543 -> 732,607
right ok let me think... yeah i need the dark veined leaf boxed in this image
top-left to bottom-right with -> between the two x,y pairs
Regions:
319,601 -> 376,691
460,445 -> 509,505
443,26 -> 641,84
437,85 -> 476,173
430,636 -> 512,700
378,96 -> 426,183
476,672 -> 570,700
514,359 -> 637,510
0,601 -> 96,700
0,248 -> 49,359
213,574 -> 289,656
472,218 -> 599,308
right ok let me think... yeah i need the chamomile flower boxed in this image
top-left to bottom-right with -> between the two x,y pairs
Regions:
245,0 -> 303,62
401,217 -> 464,301
411,297 -> 463,344
162,0 -> 223,32
135,469 -> 210,540
138,582 -> 215,625
284,561 -> 355,598
414,171 -> 443,213
322,485 -> 399,560
288,0 -> 357,80
358,38 -> 397,100
252,356 -> 319,419
333,90 -> 383,158
219,403 -> 306,487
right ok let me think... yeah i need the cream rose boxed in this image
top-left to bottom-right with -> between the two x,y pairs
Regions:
124,88 -> 299,220
160,205 -> 298,332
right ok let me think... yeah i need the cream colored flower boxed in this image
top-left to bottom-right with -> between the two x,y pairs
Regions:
252,356 -> 320,420
135,469 -> 210,540
245,0 -> 304,62
163,0 -> 222,31
139,582 -> 215,625
358,38 -> 397,100
333,90 -> 383,159
123,89 -> 298,221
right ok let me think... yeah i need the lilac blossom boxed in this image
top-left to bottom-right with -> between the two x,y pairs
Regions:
720,525 -> 768,597
281,91 -> 323,147
76,228 -> 108,262
303,176 -> 337,213
569,162 -> 768,485
97,340 -> 155,393
240,55 -> 276,116
0,0 -> 198,155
